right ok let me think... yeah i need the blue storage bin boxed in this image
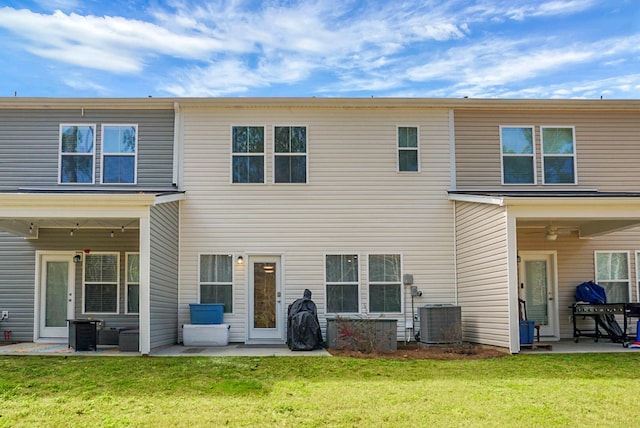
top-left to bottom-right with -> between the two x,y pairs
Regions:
519,320 -> 535,344
189,303 -> 224,324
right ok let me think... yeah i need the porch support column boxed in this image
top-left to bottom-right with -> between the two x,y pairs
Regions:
506,212 -> 520,353
139,214 -> 151,355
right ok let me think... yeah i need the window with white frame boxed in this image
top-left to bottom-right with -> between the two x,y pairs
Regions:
541,127 -> 576,184
59,124 -> 96,183
200,254 -> 233,313
102,125 -> 137,184
125,253 -> 139,314
398,126 -> 419,172
326,254 -> 359,313
83,253 -> 119,314
368,254 -> 402,312
274,126 -> 307,183
232,126 -> 265,183
595,251 -> 630,303
500,126 -> 535,184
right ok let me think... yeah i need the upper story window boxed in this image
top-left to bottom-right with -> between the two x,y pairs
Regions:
500,126 -> 535,184
200,254 -> 233,313
102,125 -> 138,184
232,126 -> 265,183
274,126 -> 307,183
541,127 -> 576,184
325,254 -> 359,313
398,126 -> 419,172
59,124 -> 96,184
368,254 -> 402,313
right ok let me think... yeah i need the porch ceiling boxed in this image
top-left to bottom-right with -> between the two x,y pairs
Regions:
0,218 -> 139,238
516,218 -> 640,238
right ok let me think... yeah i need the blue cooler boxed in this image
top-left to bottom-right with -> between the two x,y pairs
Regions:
189,303 -> 224,324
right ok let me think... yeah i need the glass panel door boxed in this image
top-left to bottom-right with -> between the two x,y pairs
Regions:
248,256 -> 283,341
519,252 -> 558,338
40,254 -> 75,338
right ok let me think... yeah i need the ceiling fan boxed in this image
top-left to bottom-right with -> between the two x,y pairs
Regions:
544,224 -> 575,241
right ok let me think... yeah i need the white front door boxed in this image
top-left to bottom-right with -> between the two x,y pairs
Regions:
248,256 -> 283,342
519,251 -> 559,338
39,253 -> 75,339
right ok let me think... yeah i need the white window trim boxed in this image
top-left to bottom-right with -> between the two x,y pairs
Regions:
272,124 -> 309,184
367,253 -> 403,314
397,125 -> 420,173
198,253 -> 234,314
125,252 -> 139,315
540,125 -> 577,185
324,253 -> 361,315
594,250 -> 631,302
100,124 -> 139,185
58,123 -> 97,185
499,125 -> 536,185
230,125 -> 266,184
82,251 -> 120,315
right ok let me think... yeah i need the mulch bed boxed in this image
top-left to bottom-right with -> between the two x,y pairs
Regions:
326,342 -> 509,360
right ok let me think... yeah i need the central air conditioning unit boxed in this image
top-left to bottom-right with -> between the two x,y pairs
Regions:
419,305 -> 462,344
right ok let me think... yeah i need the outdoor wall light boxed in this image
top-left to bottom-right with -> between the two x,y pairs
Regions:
236,255 -> 244,265
73,254 -> 82,263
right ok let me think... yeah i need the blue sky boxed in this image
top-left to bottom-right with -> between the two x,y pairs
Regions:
0,0 -> 639,98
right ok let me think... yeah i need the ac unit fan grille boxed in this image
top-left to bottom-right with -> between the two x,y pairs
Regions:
419,305 -> 462,344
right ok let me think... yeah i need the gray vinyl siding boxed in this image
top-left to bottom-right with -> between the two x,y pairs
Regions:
0,109 -> 174,190
455,201 -> 511,348
0,233 -> 37,342
517,227 -> 640,339
149,201 -> 180,349
179,105 -> 456,343
454,109 -> 640,191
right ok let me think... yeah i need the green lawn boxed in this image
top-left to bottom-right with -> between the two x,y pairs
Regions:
1,353 -> 639,427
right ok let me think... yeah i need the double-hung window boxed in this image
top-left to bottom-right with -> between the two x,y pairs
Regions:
200,254 -> 233,313
274,126 -> 307,183
59,124 -> 96,184
232,126 -> 265,183
398,126 -> 419,172
368,254 -> 402,312
83,253 -> 119,314
595,251 -> 630,303
125,253 -> 139,314
326,255 -> 359,313
541,127 -> 576,184
500,126 -> 535,184
102,125 -> 137,184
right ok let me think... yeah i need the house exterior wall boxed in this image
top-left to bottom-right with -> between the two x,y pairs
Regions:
149,201 -> 180,349
455,201 -> 511,348
0,232 -> 37,341
454,109 -> 640,191
178,104 -> 456,342
516,228 -> 640,339
0,108 -> 175,190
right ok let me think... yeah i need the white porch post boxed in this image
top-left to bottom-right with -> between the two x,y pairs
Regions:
139,214 -> 151,355
506,212 -> 520,353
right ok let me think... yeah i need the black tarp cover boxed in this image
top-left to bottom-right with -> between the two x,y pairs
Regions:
287,289 -> 324,351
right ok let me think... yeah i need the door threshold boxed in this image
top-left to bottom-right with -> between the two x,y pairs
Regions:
36,338 -> 67,344
245,339 -> 285,346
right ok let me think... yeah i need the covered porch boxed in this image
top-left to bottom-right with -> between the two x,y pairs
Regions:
0,190 -> 183,355
451,191 -> 640,353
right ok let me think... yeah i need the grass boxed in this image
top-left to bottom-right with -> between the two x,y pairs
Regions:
1,353 -> 639,427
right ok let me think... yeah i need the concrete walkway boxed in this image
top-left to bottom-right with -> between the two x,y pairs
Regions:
0,341 -> 331,357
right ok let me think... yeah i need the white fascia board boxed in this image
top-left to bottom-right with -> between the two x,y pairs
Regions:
0,193 -> 157,217
154,192 -> 186,205
447,193 -> 505,206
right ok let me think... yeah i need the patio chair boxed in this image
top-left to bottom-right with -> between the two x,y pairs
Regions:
519,298 -> 541,343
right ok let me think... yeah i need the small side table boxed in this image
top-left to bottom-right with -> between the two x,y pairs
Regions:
67,319 -> 101,351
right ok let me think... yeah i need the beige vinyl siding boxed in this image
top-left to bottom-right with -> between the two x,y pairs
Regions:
455,201 -> 511,348
455,109 -> 640,191
517,227 -> 640,339
179,105 -> 455,342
